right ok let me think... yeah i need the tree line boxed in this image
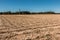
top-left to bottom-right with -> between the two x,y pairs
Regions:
0,11 -> 55,15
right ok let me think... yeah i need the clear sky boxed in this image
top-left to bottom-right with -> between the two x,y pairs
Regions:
0,0 -> 60,13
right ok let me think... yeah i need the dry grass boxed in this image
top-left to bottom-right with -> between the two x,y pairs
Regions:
0,14 -> 60,40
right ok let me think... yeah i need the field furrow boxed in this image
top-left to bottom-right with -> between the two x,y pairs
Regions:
0,14 -> 60,40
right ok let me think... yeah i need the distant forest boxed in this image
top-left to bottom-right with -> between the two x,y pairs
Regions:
0,11 -> 58,15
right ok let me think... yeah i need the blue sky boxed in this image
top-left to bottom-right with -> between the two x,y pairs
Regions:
0,0 -> 60,13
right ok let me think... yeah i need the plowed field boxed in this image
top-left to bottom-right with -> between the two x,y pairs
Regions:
0,14 -> 60,40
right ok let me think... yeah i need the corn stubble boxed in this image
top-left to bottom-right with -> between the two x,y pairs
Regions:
0,14 -> 60,40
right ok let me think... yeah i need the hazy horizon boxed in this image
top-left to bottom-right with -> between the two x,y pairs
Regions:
0,0 -> 60,13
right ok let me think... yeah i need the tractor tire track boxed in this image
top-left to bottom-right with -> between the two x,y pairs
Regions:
0,16 -> 19,40
1,16 -> 60,34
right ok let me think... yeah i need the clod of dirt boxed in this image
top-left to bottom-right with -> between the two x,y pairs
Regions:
35,36 -> 40,39
26,38 -> 31,40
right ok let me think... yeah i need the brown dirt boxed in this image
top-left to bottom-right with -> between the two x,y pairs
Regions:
0,14 -> 60,40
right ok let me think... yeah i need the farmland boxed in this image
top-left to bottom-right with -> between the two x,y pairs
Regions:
0,14 -> 60,40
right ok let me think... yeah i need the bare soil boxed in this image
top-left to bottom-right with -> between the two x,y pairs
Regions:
0,14 -> 60,40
